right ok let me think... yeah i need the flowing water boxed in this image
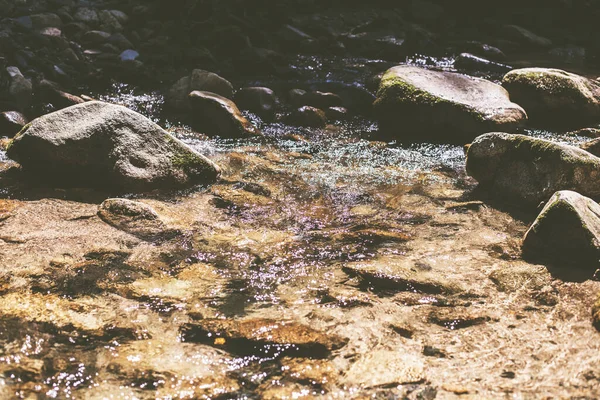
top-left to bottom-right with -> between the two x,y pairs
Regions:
1,57 -> 600,399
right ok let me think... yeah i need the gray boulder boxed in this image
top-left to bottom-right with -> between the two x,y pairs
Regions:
466,132 -> 600,206
167,69 -> 234,111
523,190 -> 600,267
6,101 -> 220,191
374,65 -> 527,142
502,68 -> 600,127
188,91 -> 261,138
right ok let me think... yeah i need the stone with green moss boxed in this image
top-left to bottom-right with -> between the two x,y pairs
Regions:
502,68 -> 600,127
522,190 -> 600,268
6,101 -> 221,191
466,132 -> 600,206
373,65 -> 527,142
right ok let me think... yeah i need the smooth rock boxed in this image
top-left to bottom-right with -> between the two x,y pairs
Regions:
0,111 -> 28,137
234,87 -> 277,119
6,101 -> 220,191
374,65 -> 527,142
288,88 -> 307,107
343,255 -> 463,294
454,52 -> 512,73
462,41 -> 506,61
325,106 -> 350,121
6,66 -> 32,112
98,10 -> 123,33
38,79 -> 85,110
30,13 -> 62,29
304,91 -> 343,109
523,190 -> 600,267
74,7 -> 99,25
82,30 -> 110,45
119,49 -> 139,61
502,25 -> 553,48
466,132 -> 600,206
502,68 -> 600,127
286,106 -> 327,128
107,33 -> 133,50
167,69 -> 234,111
98,198 -> 176,240
108,10 -> 129,24
188,91 -> 261,138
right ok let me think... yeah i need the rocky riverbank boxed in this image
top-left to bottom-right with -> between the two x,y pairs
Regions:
2,0 -> 600,399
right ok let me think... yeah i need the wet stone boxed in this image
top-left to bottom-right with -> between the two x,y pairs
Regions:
343,350 -> 425,388
97,198 -> 178,240
180,318 -> 348,358
427,308 -> 491,330
343,256 -> 463,295
488,263 -> 551,292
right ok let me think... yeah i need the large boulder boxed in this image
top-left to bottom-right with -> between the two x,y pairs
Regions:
522,190 -> 600,268
502,68 -> 600,127
6,101 -> 220,191
466,132 -> 600,206
188,91 -> 261,138
167,69 -> 234,111
374,65 -> 527,142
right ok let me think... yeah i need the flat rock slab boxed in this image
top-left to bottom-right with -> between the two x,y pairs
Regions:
180,318 -> 348,358
374,65 -> 527,142
343,255 -> 463,294
6,101 -> 220,191
523,190 -> 600,267
466,132 -> 600,206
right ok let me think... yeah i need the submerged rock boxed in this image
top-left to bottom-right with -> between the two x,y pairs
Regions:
167,69 -> 234,111
6,101 -> 220,191
466,133 -> 600,206
522,190 -> 600,267
98,198 -> 178,240
502,68 -> 600,127
188,91 -> 261,138
343,350 -> 425,388
180,318 -> 347,358
343,255 -> 463,294
374,65 -> 526,142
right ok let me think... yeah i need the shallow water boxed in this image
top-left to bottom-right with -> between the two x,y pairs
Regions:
1,59 -> 600,399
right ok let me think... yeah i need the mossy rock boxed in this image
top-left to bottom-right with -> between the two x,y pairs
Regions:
6,101 -> 220,191
466,132 -> 600,207
523,190 -> 600,268
373,65 -> 527,143
502,68 -> 600,128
